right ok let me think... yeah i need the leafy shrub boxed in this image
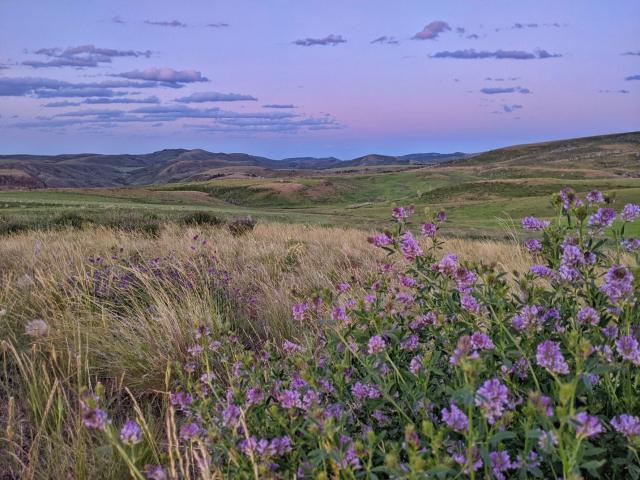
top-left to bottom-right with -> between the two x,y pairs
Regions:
51,212 -> 86,229
181,211 -> 225,227
228,215 -> 257,236
83,187 -> 640,478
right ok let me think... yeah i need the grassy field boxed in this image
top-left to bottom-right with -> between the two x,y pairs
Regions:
2,166 -> 639,237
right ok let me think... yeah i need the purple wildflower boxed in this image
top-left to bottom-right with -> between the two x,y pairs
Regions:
616,335 -> 640,365
399,231 -> 424,260
437,210 -> 447,222
601,265 -> 634,302
475,379 -> 510,424
246,387 -> 264,405
351,382 -> 380,400
392,205 -> 415,221
622,238 -> 640,252
461,293 -> 482,314
559,187 -> 577,210
489,450 -> 514,480
524,238 -> 543,253
277,389 -> 302,409
586,190 -> 605,205
588,208 -> 616,230
400,335 -> 419,351
369,233 -> 393,247
611,414 -> 640,440
577,306 -> 599,326
536,340 -> 569,375
449,442 -> 483,473
283,340 -> 304,355
470,332 -> 495,350
367,335 -> 386,354
292,302 -> 308,321
512,305 -> 544,331
529,392 -> 554,417
222,404 -> 240,427
120,419 -> 142,445
441,403 -> 469,432
144,465 -> 168,480
82,407 -> 110,430
331,306 -> 349,322
420,222 -> 437,237
621,203 -> 640,222
573,412 -> 603,439
409,355 -> 423,374
522,216 -> 550,231
179,422 -> 200,441
530,264 -> 556,279
170,392 -> 193,410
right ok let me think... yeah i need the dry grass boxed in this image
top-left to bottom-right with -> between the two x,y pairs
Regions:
0,222 -> 527,478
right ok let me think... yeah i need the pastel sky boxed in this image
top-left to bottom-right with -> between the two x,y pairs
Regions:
0,0 -> 638,158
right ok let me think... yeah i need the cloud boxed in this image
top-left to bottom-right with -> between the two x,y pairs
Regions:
412,21 -> 451,40
175,92 -> 257,103
466,34 -> 479,40
431,49 -> 561,60
22,44 -> 152,68
480,86 -> 531,94
111,16 -> 126,24
598,89 -> 630,94
144,20 -> 187,27
207,22 -> 229,28
502,104 -> 523,113
293,34 -> 346,46
0,76 -> 178,98
263,104 -> 296,109
622,51 -> 640,56
42,100 -> 81,107
625,74 -> 640,81
371,36 -> 399,45
114,67 -> 209,83
84,96 -> 160,104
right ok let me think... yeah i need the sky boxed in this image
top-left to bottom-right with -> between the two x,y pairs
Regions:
0,0 -> 639,159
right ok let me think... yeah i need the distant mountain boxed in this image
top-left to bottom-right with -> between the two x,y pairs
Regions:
0,131 -> 637,189
0,149 -> 466,189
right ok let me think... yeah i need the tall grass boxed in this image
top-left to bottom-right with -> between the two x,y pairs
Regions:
0,222 -> 528,478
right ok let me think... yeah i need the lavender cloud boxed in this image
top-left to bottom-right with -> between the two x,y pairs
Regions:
175,92 -> 257,103
293,34 -> 346,46
144,20 -> 187,27
114,67 -> 209,83
23,45 -> 152,68
625,74 -> 640,81
481,86 -> 531,94
412,21 -> 451,40
371,36 -> 399,45
432,49 -> 561,60
263,104 -> 296,109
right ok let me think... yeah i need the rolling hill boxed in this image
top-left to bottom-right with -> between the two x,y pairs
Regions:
0,131 -> 637,190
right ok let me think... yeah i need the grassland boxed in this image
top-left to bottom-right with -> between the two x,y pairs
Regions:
2,169 -> 639,237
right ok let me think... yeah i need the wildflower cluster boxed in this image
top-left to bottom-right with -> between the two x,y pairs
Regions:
86,189 -> 639,478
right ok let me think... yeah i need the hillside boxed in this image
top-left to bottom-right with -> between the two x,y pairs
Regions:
0,149 -> 466,189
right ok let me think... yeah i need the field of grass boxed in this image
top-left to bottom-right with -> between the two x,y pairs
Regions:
2,165 -> 639,237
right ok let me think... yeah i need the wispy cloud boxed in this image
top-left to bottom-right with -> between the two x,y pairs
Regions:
622,51 -> 640,56
293,34 -> 346,46
175,92 -> 257,103
625,74 -> 640,81
0,76 -> 177,98
481,86 -> 531,94
598,89 -> 630,94
371,36 -> 399,45
144,19 -> 187,27
207,22 -> 229,28
114,67 -> 209,83
263,104 -> 296,109
111,16 -> 126,24
413,21 -> 451,40
432,49 -> 561,60
43,96 -> 160,107
22,44 -> 152,68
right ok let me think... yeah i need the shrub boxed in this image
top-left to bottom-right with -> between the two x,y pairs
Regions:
181,211 -> 225,227
51,212 -> 85,229
228,215 -> 256,236
75,189 -> 640,477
